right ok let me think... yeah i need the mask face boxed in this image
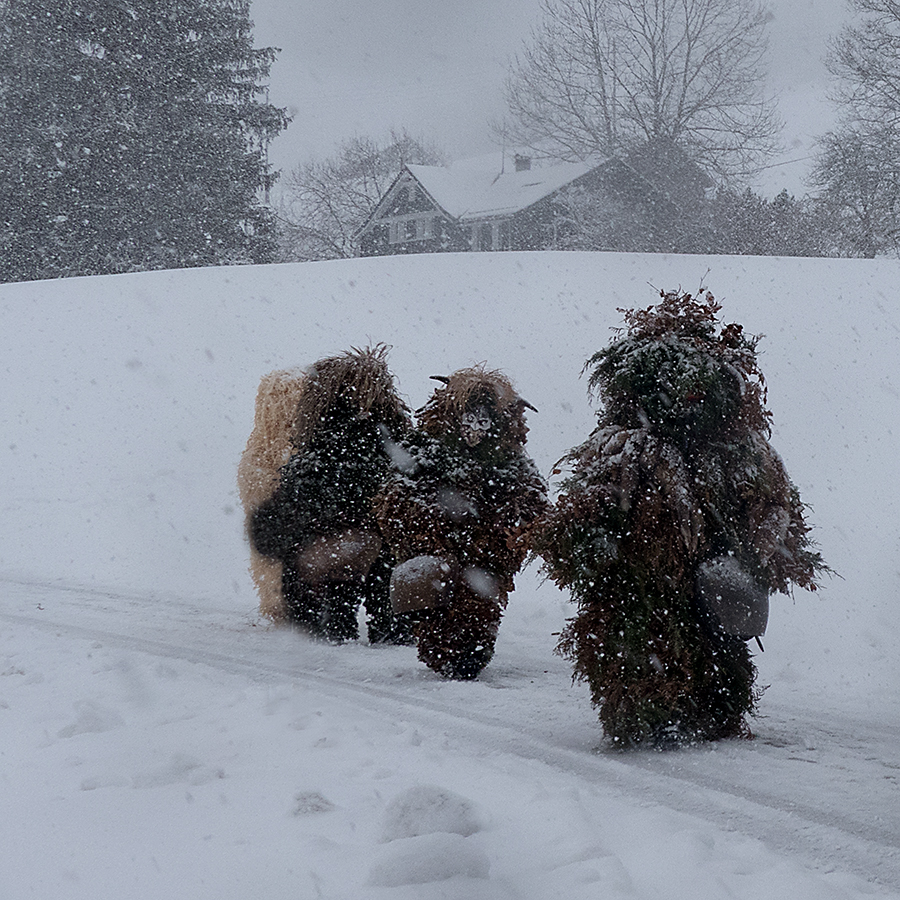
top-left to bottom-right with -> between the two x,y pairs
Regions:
460,404 -> 494,446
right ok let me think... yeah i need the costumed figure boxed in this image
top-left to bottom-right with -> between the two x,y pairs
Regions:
375,366 -> 549,679
240,345 -> 413,643
530,290 -> 828,747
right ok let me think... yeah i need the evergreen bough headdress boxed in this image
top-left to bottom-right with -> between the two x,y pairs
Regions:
585,288 -> 770,446
291,344 -> 411,450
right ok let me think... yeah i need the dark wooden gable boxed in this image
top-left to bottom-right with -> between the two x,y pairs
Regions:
377,169 -> 442,219
357,167 -> 467,257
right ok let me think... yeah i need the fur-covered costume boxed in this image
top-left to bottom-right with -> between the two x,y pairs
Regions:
237,368 -> 307,621
375,366 -> 549,679
530,290 -> 827,747
240,346 -> 413,642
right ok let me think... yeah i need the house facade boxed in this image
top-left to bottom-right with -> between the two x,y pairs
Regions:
356,154 -> 671,256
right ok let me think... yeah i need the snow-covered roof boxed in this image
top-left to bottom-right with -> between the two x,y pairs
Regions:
407,158 -> 600,221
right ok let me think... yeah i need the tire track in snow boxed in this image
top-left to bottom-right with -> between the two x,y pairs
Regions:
3,577 -> 899,891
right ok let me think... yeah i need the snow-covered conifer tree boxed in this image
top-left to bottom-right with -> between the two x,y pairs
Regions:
0,0 -> 288,281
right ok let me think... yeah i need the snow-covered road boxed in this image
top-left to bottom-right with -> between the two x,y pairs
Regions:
4,577 -> 897,898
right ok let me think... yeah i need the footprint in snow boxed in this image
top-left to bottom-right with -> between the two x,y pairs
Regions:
131,752 -> 224,788
57,700 -> 124,738
293,791 -> 335,815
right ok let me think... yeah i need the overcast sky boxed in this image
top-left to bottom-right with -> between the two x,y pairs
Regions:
250,0 -> 850,197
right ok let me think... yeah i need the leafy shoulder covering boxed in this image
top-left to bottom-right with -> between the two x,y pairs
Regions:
532,289 -> 827,599
250,346 -> 411,560
376,367 -> 548,588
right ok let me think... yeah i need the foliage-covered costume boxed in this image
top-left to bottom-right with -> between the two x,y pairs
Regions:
375,367 -> 549,679
244,346 -> 413,643
531,291 -> 826,746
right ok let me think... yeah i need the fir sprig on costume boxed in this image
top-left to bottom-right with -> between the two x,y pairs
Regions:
377,428 -> 546,582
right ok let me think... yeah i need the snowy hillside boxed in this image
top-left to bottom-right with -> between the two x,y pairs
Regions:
2,251 -> 899,898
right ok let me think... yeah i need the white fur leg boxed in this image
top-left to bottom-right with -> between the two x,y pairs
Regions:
249,547 -> 287,621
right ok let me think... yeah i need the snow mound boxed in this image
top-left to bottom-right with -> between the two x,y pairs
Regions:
379,784 -> 487,842
367,832 -> 490,886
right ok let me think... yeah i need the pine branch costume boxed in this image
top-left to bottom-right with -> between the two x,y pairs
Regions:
242,346 -> 413,643
530,290 -> 827,747
375,366 -> 549,679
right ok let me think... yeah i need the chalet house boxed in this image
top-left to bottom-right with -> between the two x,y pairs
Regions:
356,154 -> 673,256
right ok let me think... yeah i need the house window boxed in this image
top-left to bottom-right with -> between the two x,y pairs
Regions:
472,223 -> 509,250
385,215 -> 436,244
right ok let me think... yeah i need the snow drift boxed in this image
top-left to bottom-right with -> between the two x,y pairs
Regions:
2,250 -> 900,899
2,251 -> 898,711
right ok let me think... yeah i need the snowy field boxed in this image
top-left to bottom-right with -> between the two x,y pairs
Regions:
2,250 -> 899,899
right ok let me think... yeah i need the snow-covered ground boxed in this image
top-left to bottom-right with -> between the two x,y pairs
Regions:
2,251 -> 899,899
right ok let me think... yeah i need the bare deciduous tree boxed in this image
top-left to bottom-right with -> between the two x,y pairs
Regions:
807,0 -> 900,256
500,0 -> 780,182
810,127 -> 900,257
276,129 -> 444,262
828,0 -> 900,127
